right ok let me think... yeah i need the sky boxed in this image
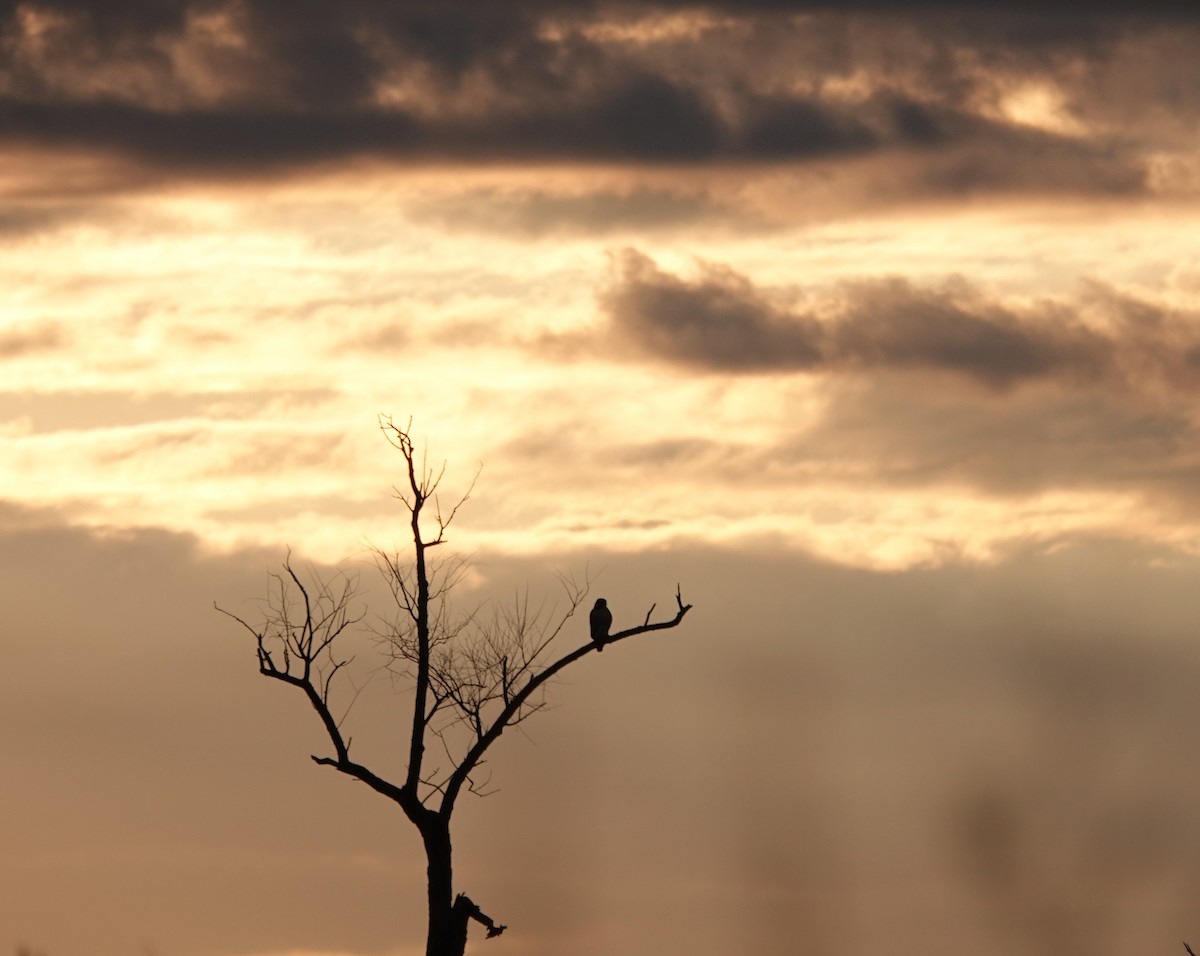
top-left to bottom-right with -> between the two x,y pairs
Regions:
4,1 -> 1200,954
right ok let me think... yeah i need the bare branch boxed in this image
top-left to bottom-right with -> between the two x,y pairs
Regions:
433,463 -> 481,544
214,560 -> 441,820
454,894 -> 506,941
440,586 -> 693,813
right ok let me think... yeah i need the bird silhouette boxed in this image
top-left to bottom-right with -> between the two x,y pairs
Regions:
590,597 -> 612,651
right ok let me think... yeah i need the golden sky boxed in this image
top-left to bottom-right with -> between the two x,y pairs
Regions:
5,3 -> 1200,955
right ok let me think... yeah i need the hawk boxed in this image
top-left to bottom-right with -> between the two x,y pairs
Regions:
590,597 -> 612,651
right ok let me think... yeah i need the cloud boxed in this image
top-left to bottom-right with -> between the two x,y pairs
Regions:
0,97 -> 426,171
0,1 -> 1180,196
0,203 -> 90,237
0,322 -> 66,357
406,185 -> 753,237
600,249 -> 825,371
791,375 -> 1200,501
830,278 -> 1111,386
0,388 -> 336,433
0,83 -> 888,169
0,508 -> 426,956
7,507 -> 1200,955
598,250 -> 1200,391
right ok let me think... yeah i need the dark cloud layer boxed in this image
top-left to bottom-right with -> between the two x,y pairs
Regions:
6,507 -> 1200,955
600,250 -> 1200,391
0,0 -> 1189,191
0,87 -> 1090,174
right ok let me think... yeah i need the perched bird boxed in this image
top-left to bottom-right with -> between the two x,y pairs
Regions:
590,597 -> 612,651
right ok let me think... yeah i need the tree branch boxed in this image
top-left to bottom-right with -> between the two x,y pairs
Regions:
440,587 -> 693,813
215,561 -> 431,825
453,893 -> 506,941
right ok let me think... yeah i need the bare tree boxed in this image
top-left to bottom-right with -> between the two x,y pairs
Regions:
220,419 -> 693,956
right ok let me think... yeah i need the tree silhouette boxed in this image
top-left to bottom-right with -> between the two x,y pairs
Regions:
220,418 -> 693,956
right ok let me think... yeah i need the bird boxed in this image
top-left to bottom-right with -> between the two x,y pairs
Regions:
590,597 -> 612,651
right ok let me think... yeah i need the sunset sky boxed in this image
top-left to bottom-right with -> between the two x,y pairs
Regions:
5,2 -> 1200,955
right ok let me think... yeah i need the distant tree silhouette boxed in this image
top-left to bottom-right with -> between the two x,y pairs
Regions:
219,418 -> 692,956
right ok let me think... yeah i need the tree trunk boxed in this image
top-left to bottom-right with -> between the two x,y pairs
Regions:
422,821 -> 464,956
422,821 -> 503,956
